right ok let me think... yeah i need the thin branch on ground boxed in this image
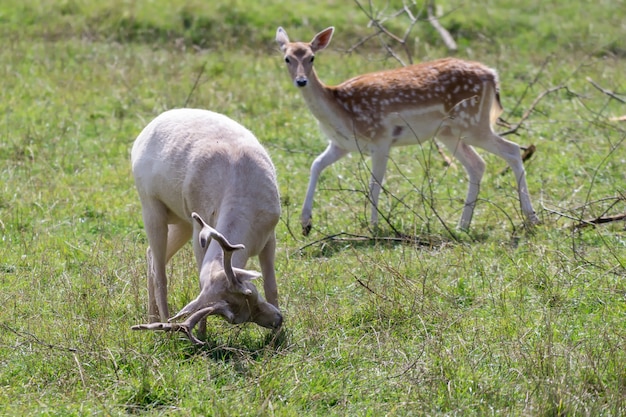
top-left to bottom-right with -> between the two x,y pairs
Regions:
294,232 -> 438,254
505,56 -> 552,121
542,194 -> 626,230
572,213 -> 626,229
1,323 -> 80,353
352,273 -> 392,302
353,0 -> 418,65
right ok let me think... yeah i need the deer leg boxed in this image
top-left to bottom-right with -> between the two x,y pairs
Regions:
475,132 -> 539,226
259,233 -> 279,308
302,142 -> 348,235
165,221 -> 192,264
439,136 -> 486,231
140,199 -> 170,322
369,146 -> 391,227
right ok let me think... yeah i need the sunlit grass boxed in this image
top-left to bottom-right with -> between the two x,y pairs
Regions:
1,0 -> 625,415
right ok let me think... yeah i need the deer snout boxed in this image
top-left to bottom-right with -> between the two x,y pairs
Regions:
255,303 -> 283,329
295,77 -> 308,87
273,312 -> 283,329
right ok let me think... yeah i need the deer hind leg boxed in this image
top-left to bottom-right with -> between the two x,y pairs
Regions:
166,221 -> 193,264
438,134 -> 486,230
472,131 -> 539,226
302,142 -> 348,235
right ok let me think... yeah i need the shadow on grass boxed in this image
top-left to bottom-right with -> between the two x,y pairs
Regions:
124,326 -> 290,414
179,325 -> 291,363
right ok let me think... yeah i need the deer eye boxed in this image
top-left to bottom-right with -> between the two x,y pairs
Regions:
310,56 -> 315,63
284,57 -> 290,64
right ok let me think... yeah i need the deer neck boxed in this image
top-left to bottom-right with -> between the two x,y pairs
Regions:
298,69 -> 344,129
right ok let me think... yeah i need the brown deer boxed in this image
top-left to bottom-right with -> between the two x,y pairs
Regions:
276,26 -> 539,235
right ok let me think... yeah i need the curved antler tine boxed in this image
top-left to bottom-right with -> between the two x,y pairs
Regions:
191,212 -> 244,252
132,321 -> 204,343
132,303 -> 229,345
131,322 -> 172,331
223,250 -> 252,295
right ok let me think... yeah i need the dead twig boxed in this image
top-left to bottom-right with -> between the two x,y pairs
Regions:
353,0 -> 413,65
183,61 -> 207,107
352,273 -> 392,302
1,323 -> 80,353
587,77 -> 626,104
573,213 -> 626,230
500,85 -> 567,136
427,0 -> 457,52
295,232 -> 436,254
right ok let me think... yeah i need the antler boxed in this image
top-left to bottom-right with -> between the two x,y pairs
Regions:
131,301 -> 232,345
191,212 -> 251,295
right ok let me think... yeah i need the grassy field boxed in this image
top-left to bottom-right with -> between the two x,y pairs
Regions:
1,0 -> 625,415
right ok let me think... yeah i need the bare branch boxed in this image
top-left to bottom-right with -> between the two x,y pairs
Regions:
1,323 -> 80,353
183,61 -> 207,107
295,232 -> 438,254
500,85 -> 567,136
352,273 -> 392,302
572,213 -> 626,229
427,0 -> 458,52
587,77 -> 626,104
353,0 -> 410,65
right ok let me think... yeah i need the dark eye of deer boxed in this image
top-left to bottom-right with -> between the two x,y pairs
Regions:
310,56 -> 315,63
284,57 -> 290,64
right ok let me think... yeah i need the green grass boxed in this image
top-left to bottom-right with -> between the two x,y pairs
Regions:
1,0 -> 625,415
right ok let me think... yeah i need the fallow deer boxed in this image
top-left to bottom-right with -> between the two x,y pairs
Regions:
131,108 -> 282,344
276,26 -> 539,235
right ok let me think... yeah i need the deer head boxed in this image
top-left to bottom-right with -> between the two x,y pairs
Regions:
132,213 -> 282,345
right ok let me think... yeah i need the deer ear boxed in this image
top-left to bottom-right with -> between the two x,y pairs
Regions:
233,268 -> 262,282
275,27 -> 290,51
310,27 -> 334,52
230,268 -> 261,296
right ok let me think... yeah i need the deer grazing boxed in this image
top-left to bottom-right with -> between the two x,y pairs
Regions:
276,26 -> 539,235
130,108 -> 282,344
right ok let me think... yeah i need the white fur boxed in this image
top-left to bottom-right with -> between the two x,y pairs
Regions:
131,108 -> 282,343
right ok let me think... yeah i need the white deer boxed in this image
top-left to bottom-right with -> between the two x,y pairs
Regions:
276,26 -> 539,235
130,108 -> 282,344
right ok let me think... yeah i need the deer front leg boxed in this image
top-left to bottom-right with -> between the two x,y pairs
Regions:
368,145 -> 391,227
438,136 -> 486,231
301,142 -> 348,235
259,234 -> 279,307
140,199 -> 170,322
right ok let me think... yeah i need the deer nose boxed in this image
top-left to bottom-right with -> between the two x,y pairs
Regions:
295,77 -> 308,87
273,313 -> 283,329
